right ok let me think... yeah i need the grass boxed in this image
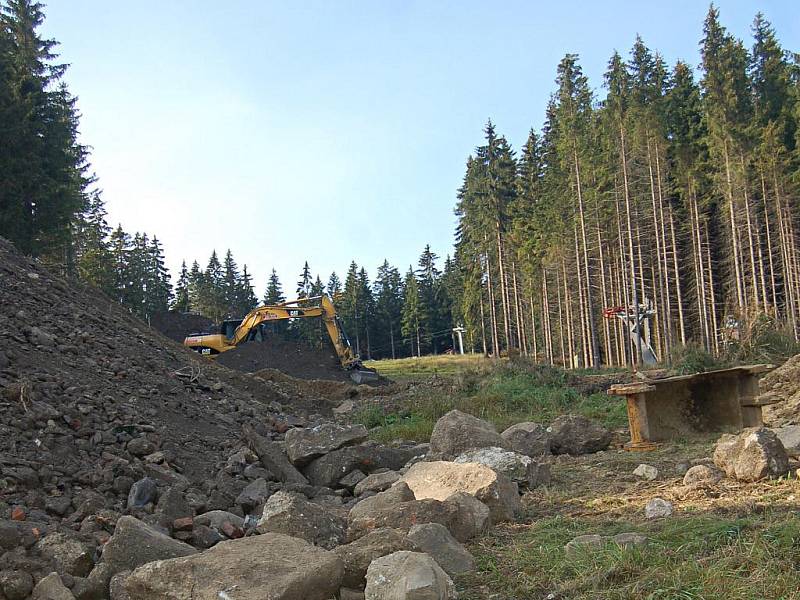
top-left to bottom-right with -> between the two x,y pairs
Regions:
460,512 -> 800,599
457,438 -> 800,599
354,356 -> 628,442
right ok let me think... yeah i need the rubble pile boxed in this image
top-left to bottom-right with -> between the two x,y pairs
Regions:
759,354 -> 800,427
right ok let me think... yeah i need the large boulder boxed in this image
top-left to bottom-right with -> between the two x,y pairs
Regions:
429,410 -> 506,458
257,490 -> 347,550
454,446 -> 551,488
406,523 -> 475,577
244,424 -> 309,485
304,444 -> 417,488
347,483 -> 459,541
285,423 -> 369,466
100,516 -> 197,575
124,533 -> 343,600
501,422 -> 552,456
365,551 -> 456,600
333,528 -> 412,588
401,461 -> 520,523
549,414 -> 612,455
713,427 -> 790,482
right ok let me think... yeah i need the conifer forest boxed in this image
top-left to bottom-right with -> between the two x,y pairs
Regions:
1,2 -> 798,366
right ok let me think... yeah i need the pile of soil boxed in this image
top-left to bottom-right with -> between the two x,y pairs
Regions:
0,235 -> 336,506
149,311 -> 214,342
217,336 -> 358,382
759,354 -> 800,426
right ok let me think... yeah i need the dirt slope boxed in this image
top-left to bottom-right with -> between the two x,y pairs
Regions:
0,237 -> 332,491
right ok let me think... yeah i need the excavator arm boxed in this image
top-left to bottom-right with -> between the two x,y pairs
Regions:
183,294 -> 377,382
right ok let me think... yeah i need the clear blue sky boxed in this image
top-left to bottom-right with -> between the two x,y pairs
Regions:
42,1 -> 797,297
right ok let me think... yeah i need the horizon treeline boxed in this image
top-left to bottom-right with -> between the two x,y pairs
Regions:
454,7 -> 800,367
173,245 -> 458,360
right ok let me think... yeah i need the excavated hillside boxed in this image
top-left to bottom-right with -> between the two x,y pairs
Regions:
0,237 -> 336,493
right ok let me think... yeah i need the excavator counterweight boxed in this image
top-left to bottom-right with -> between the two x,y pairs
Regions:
183,294 -> 378,383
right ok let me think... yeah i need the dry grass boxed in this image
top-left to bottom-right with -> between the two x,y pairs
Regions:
458,438 -> 800,599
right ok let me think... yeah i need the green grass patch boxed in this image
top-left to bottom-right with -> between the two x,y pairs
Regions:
460,513 -> 800,599
354,358 -> 628,442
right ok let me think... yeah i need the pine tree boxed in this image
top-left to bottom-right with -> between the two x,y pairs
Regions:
0,1 -> 91,263
264,269 -> 285,304
374,260 -> 403,359
173,261 -> 191,312
222,250 -> 240,317
327,272 -> 342,298
237,265 -> 258,314
401,267 -> 424,357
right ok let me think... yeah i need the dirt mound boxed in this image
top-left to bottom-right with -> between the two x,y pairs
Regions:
217,336 -> 361,382
759,354 -> 800,426
0,236 -> 333,492
149,311 -> 215,342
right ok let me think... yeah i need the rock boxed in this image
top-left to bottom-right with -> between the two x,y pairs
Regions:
713,427 -> 790,482
444,492 -> 491,542
191,524 -> 223,549
333,528 -> 411,588
644,498 -> 673,519
32,572 -> 75,600
501,422 -> 552,456
549,414 -> 611,455
304,445 -> 416,488
194,510 -> 245,531
401,461 -> 520,523
0,520 -> 21,550
348,483 -> 459,541
365,551 -> 456,600
340,470 -> 367,491
126,437 -> 156,457
155,486 -> 191,530
339,588 -> 365,600
36,532 -> 94,577
565,534 -> 607,556
243,424 -> 309,485
633,464 -> 658,481
429,410 -> 506,458
126,477 -> 157,509
675,460 -> 691,475
454,446 -> 551,488
124,533 -> 343,600
0,571 -> 34,600
406,522 -> 475,577
285,423 -> 369,466
234,477 -> 273,511
257,490 -> 347,549
612,532 -> 648,549
683,465 -> 723,487
354,470 -> 401,496
45,495 -> 73,517
773,425 -> 800,458
108,571 -> 131,600
100,516 -> 197,575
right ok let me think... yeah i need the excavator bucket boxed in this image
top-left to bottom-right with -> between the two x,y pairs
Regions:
349,367 -> 380,385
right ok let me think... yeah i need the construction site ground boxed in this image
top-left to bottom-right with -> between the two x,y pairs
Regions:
4,233 -> 800,598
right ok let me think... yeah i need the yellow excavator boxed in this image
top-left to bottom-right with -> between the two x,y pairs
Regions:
183,294 -> 378,383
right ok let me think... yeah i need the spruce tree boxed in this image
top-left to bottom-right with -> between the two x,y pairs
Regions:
173,261 -> 191,312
